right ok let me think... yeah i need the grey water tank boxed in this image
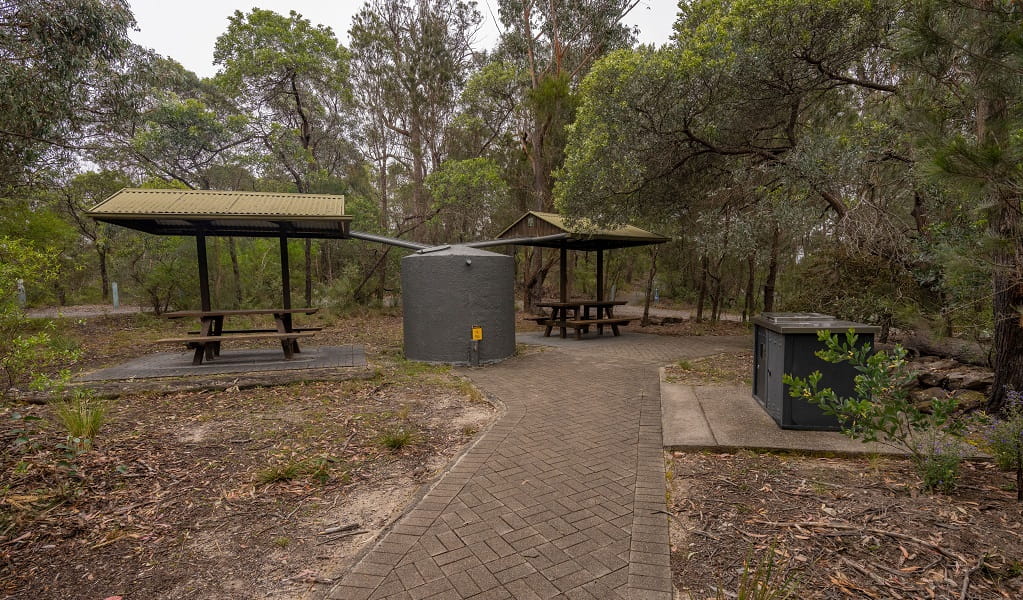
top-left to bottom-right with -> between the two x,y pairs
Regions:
401,245 -> 515,365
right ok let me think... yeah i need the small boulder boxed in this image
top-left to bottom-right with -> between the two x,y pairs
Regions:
910,387 -> 948,404
945,370 -> 994,392
951,389 -> 987,412
918,371 -> 947,388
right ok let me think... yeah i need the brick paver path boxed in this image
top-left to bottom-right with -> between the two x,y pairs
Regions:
326,333 -> 749,600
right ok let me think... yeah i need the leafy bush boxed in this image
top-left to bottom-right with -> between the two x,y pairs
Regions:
911,427 -> 967,493
783,330 -> 969,492
975,389 -> 1023,501
0,236 -> 80,399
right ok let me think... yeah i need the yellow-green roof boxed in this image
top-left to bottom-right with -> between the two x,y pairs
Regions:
496,211 -> 669,250
87,188 -> 351,239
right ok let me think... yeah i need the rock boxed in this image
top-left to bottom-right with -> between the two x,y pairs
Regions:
910,387 -> 948,404
918,371 -> 947,388
951,389 -> 987,412
926,359 -> 959,371
945,370 -> 994,392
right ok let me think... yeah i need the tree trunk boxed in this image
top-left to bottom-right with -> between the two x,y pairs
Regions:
978,89 -> 1023,413
98,248 -> 109,301
642,246 -> 658,326
228,238 -> 242,308
410,125 -> 430,241
743,253 -> 755,322
378,155 -> 389,304
696,254 -> 708,323
710,274 -> 722,323
523,248 -> 545,312
988,196 -> 1023,413
304,239 -> 313,307
763,224 -> 781,313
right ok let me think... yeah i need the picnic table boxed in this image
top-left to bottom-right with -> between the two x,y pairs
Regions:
157,308 -> 320,365
531,300 -> 630,339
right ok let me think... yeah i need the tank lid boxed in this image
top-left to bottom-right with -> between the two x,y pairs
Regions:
404,244 -> 507,258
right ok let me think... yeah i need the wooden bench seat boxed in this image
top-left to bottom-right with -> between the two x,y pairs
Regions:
564,318 -> 632,339
186,327 -> 323,335
156,332 -> 316,365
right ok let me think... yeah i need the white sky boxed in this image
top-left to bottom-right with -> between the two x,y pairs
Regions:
127,0 -> 679,78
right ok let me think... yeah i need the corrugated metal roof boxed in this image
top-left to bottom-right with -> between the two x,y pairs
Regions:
496,211 -> 669,249
86,188 -> 352,239
88,188 -> 347,219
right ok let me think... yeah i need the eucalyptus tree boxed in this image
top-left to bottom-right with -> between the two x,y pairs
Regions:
490,0 -> 641,309
0,0 -> 135,192
349,0 -> 481,243
214,8 -> 356,306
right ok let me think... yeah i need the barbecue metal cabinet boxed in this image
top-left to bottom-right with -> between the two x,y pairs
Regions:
752,313 -> 880,431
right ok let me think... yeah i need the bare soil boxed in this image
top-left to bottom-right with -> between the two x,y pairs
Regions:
1,310 -> 496,599
668,451 -> 1023,599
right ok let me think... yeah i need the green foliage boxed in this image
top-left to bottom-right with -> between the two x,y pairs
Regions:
783,330 -> 969,491
780,245 -> 932,333
0,236 -> 81,397
257,455 -> 339,485
427,158 -> 511,241
704,543 -> 798,600
55,393 -> 106,455
377,426 -> 417,451
213,7 -> 357,204
115,235 -> 195,313
974,390 -> 1023,500
0,0 -> 135,190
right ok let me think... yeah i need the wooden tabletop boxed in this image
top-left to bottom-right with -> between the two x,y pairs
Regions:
163,308 -> 319,318
535,300 -> 627,308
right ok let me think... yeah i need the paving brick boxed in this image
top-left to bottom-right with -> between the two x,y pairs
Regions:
320,334 -> 750,600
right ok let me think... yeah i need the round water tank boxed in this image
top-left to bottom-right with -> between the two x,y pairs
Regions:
401,245 -> 515,365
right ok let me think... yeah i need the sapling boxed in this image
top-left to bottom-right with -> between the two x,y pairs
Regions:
784,330 -> 969,492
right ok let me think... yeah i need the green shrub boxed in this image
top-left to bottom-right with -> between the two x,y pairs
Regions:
55,394 -> 106,454
783,330 -> 968,492
377,426 -> 417,451
975,389 -> 1023,501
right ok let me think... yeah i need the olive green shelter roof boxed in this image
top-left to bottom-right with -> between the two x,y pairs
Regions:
87,188 -> 351,239
495,211 -> 669,250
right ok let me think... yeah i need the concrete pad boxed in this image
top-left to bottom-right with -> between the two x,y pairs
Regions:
77,345 -> 367,381
660,371 -> 899,455
660,374 -> 716,447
